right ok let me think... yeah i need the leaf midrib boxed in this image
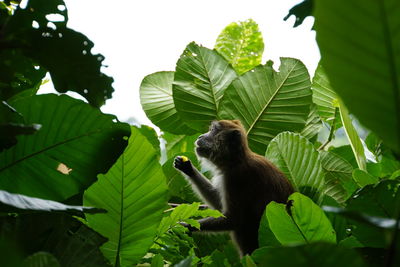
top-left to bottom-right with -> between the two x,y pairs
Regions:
246,61 -> 298,135
115,154 -> 125,267
197,47 -> 218,112
0,128 -> 104,172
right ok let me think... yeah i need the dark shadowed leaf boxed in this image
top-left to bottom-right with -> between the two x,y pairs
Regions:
283,0 -> 313,28
345,179 -> 400,247
0,213 -> 110,267
24,252 -> 61,267
0,49 -> 45,100
28,28 -> 114,107
0,94 -> 130,201
0,101 -> 41,151
1,1 -> 113,107
314,0 -> 400,153
251,242 -> 365,267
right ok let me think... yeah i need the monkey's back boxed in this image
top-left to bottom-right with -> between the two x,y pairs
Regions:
222,153 -> 294,255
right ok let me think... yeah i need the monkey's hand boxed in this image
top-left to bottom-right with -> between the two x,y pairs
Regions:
174,156 -> 194,176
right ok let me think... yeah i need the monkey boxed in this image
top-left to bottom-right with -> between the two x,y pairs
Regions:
173,120 -> 294,256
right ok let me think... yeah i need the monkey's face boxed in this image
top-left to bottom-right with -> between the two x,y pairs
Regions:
195,123 -> 217,159
195,120 -> 244,163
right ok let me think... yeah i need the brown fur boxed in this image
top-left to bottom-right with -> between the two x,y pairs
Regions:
174,120 -> 294,255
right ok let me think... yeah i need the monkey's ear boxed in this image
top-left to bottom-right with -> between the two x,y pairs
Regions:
232,120 -> 242,126
227,129 -> 242,143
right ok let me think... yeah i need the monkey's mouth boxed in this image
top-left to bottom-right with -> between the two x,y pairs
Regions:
196,146 -> 211,158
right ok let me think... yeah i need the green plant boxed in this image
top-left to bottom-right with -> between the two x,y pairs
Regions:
1,0 -> 399,266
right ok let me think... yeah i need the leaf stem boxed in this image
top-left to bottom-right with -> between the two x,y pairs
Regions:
318,107 -> 338,151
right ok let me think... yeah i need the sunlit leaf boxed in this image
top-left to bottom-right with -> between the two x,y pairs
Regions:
215,19 -> 264,74
311,64 -> 341,129
220,58 -> 312,154
266,132 -> 325,203
300,103 -> 322,140
140,71 -> 197,135
352,169 -> 379,187
0,94 -> 130,201
84,127 -> 168,266
173,42 -> 237,132
266,193 -> 336,245
337,100 -> 366,171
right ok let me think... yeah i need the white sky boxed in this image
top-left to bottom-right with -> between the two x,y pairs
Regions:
41,0 -> 320,125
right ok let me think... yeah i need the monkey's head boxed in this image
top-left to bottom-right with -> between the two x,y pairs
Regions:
195,120 -> 249,165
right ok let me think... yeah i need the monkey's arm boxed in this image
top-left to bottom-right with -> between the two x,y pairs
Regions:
174,156 -> 222,210
182,216 -> 233,231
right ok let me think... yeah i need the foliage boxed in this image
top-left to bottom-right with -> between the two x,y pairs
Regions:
84,127 -> 168,266
1,1 -> 400,266
283,0 -> 313,27
215,19 -> 264,74
314,0 -> 400,153
264,193 -> 336,245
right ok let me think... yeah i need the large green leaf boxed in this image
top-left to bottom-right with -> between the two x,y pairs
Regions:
162,132 -> 198,160
173,42 -> 237,132
214,19 -> 264,74
24,252 -> 61,267
345,179 -> 400,247
84,127 -> 168,266
252,243 -> 365,267
219,58 -> 312,154
352,169 -> 379,187
320,151 -> 357,204
0,189 -> 104,214
300,103 -> 322,140
140,71 -> 196,135
265,132 -> 325,203
314,0 -> 400,153
338,100 -> 366,171
311,64 -> 341,129
0,213 -> 110,267
0,94 -> 130,201
266,193 -> 336,245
